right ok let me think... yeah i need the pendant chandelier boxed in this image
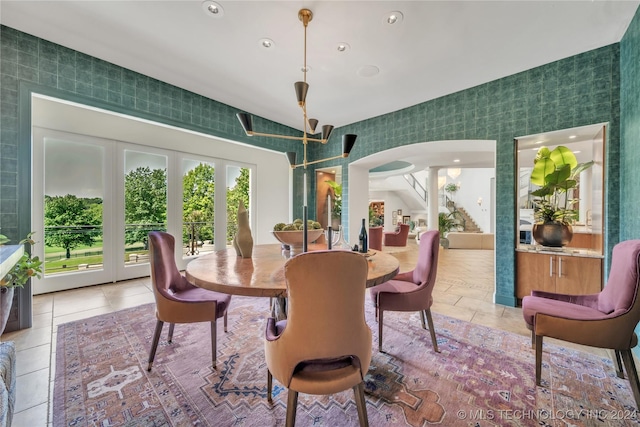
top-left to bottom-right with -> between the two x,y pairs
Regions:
236,8 -> 357,169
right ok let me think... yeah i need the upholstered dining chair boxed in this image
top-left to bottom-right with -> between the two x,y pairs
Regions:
368,226 -> 383,251
264,250 -> 371,427
383,223 -> 410,247
522,239 -> 640,409
147,231 -> 231,371
370,230 -> 440,353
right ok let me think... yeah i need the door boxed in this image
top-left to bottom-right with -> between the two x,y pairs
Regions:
116,146 -> 171,281
32,128 -> 256,293
32,128 -> 114,293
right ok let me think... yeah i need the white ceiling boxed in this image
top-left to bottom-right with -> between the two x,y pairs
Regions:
1,1 -> 637,176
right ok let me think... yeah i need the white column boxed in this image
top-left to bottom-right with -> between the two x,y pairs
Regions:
428,167 -> 440,231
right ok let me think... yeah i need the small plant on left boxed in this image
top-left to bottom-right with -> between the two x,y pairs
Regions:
0,232 -> 44,288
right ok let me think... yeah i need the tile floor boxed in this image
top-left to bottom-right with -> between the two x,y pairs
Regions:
0,240 -> 615,426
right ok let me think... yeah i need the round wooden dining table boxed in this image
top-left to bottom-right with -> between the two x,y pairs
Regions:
185,243 -> 400,300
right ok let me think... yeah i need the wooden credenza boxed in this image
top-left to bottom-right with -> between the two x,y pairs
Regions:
516,248 -> 603,300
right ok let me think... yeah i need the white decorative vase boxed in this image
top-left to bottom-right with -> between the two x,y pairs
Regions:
233,200 -> 253,258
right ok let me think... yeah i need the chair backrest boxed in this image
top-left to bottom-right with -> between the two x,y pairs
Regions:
281,250 -> 371,376
368,227 -> 383,251
598,240 -> 640,317
411,230 -> 440,290
397,223 -> 410,236
148,231 -> 191,299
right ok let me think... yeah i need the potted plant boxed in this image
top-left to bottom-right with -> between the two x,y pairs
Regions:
444,183 -> 459,208
438,212 -> 457,248
0,232 -> 43,335
529,146 -> 593,247
325,180 -> 342,228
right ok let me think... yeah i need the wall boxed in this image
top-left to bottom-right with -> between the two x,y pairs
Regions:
315,45 -> 621,307
0,25 -> 302,245
445,168 -> 494,233
620,6 -> 640,352
621,5 -> 640,242
0,20 -> 633,307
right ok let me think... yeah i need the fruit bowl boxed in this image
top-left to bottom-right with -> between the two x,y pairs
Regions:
272,229 -> 324,255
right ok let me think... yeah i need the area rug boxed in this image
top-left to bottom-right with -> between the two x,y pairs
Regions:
53,297 -> 640,427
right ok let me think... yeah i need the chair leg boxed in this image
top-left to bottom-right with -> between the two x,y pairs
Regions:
620,349 -> 640,410
614,350 -> 625,379
378,310 -> 384,352
353,381 -> 369,427
210,319 -> 217,369
148,320 -> 164,372
535,334 -> 543,386
167,323 -> 175,343
424,309 -> 439,353
420,310 -> 427,330
285,389 -> 298,427
224,311 -> 228,333
267,369 -> 273,402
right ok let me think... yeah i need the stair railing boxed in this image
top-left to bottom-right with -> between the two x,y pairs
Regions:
403,173 -> 427,202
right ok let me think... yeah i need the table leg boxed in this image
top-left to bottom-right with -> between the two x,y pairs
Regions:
271,297 -> 288,321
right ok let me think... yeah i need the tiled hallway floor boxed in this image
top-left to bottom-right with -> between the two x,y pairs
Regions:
1,240 -> 613,425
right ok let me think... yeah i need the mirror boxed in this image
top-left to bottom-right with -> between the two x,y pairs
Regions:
515,123 -> 605,253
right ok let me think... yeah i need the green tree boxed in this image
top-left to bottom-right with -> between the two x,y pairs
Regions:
124,166 -> 167,246
183,163 -> 215,242
226,168 -> 250,243
44,194 -> 101,259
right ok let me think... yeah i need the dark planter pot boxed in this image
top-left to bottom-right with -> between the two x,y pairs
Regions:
1,287 -> 14,336
532,223 -> 573,247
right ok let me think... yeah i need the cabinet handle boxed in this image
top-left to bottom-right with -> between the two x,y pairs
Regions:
558,257 -> 563,278
550,257 -> 554,277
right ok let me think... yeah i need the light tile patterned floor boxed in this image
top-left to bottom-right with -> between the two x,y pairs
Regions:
0,240 -> 613,426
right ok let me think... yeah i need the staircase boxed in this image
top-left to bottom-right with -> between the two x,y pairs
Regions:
450,206 -> 482,233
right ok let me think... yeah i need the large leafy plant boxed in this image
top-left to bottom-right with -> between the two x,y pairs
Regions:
325,180 -> 342,218
438,212 -> 457,236
529,146 -> 593,225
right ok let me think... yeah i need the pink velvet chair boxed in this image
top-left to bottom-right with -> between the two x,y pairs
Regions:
368,226 -> 383,251
264,251 -> 371,427
383,223 -> 410,247
370,230 -> 440,353
147,231 -> 231,371
522,239 -> 640,409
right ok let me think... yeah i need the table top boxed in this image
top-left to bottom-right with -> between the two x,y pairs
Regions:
185,243 -> 400,298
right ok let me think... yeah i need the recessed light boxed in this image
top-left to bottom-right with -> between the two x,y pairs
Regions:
535,140 -> 544,144
201,1 -> 224,18
385,11 -> 404,25
259,38 -> 274,49
573,150 -> 581,154
337,42 -> 350,53
569,135 -> 577,139
453,159 -> 460,163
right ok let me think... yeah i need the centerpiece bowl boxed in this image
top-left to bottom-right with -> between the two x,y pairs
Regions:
272,229 -> 324,255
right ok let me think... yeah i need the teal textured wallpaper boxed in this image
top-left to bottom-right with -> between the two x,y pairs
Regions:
1,18 -> 633,306
621,7 -> 640,242
0,25 -> 304,241
314,45 -> 622,306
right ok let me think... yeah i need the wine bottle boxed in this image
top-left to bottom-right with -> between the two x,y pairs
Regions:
359,218 -> 368,253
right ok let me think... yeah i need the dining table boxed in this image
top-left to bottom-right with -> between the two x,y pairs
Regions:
185,243 -> 400,319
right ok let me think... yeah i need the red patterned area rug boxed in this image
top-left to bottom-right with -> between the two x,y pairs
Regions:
53,297 -> 640,426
